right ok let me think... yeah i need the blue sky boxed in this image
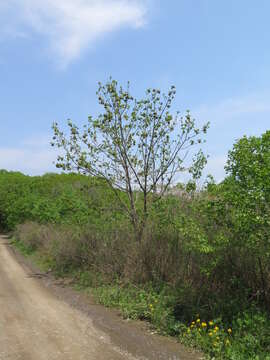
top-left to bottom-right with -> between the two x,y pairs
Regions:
1,0 -> 270,181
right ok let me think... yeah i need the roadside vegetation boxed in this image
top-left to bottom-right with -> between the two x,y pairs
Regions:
2,80 -> 270,359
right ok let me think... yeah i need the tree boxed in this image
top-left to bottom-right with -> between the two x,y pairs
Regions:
226,131 -> 270,202
224,131 -> 270,303
225,131 -> 270,238
52,79 -> 209,240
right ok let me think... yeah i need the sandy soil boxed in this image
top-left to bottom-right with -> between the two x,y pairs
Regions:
0,235 -> 202,360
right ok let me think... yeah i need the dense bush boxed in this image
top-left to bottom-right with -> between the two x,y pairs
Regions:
0,171 -> 123,231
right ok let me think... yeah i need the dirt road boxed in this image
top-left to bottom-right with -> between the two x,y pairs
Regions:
0,236 -> 201,360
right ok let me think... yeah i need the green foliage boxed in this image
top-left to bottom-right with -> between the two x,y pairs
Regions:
11,237 -> 36,256
94,284 -> 270,360
93,283 -> 179,334
224,131 -> 270,252
182,309 -> 270,359
0,171 -> 121,231
3,129 -> 270,360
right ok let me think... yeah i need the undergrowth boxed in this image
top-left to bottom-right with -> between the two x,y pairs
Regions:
11,237 -> 270,360
93,284 -> 270,360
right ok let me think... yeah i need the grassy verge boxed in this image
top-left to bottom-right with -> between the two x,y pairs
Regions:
11,237 -> 270,360
11,237 -> 54,273
92,284 -> 270,360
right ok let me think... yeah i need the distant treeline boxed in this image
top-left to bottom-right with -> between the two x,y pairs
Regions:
0,171 -> 124,231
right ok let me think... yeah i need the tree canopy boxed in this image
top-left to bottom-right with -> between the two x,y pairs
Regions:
52,79 -> 209,238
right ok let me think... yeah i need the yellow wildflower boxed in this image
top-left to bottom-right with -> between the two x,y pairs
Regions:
196,319 -> 200,323
209,321 -> 214,326
214,326 -> 219,331
191,321 -> 195,325
201,322 -> 207,327
227,328 -> 232,334
209,332 -> 213,336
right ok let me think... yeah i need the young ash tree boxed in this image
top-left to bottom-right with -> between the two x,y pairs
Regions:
52,79 -> 209,240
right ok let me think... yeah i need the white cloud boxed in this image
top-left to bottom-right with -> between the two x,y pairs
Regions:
190,91 -> 270,183
194,92 -> 270,124
22,134 -> 52,147
0,134 -> 58,175
0,0 -> 147,67
203,155 -> 227,183
0,147 -> 57,175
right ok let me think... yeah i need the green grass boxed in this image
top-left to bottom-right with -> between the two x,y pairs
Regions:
92,284 -> 270,360
11,238 -> 55,273
11,237 -> 35,256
